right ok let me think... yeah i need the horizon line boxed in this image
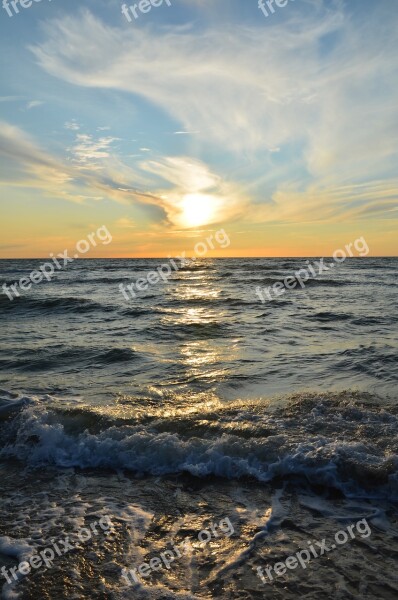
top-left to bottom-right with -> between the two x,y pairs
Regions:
0,255 -> 397,260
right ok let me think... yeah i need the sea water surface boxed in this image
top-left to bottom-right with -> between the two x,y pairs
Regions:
0,258 -> 397,599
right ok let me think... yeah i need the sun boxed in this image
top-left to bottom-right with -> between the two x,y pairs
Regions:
180,193 -> 217,228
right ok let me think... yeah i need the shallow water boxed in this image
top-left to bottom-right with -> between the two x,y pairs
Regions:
1,464 -> 397,600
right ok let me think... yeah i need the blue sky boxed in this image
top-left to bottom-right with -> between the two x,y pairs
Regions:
0,0 -> 397,257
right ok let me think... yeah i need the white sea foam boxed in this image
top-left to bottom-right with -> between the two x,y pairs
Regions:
1,392 -> 397,500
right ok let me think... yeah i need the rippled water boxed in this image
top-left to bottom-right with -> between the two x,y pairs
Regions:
1,258 -> 397,402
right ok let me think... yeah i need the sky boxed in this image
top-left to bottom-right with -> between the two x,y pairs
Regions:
0,0 -> 397,258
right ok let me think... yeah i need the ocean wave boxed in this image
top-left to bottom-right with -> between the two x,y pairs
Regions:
0,294 -> 115,314
230,277 -> 349,287
48,276 -> 131,285
1,391 -> 397,500
119,306 -> 161,317
0,347 -> 139,372
334,345 -> 398,380
143,320 -> 230,340
312,311 -> 352,322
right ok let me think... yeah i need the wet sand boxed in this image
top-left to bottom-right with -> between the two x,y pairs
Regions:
1,460 -> 397,600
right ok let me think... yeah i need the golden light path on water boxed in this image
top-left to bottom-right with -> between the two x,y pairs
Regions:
96,264 -> 244,420
165,265 -> 238,386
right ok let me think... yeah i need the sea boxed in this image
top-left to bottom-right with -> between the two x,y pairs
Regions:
0,257 -> 397,600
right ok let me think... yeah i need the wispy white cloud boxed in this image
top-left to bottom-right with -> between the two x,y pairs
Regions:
251,180 -> 398,225
0,96 -> 23,103
30,8 -> 343,154
68,133 -> 120,170
26,100 -> 44,110
64,120 -> 80,131
28,4 -> 398,219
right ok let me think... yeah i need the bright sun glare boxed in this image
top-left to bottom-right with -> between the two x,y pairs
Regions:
180,193 -> 216,228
